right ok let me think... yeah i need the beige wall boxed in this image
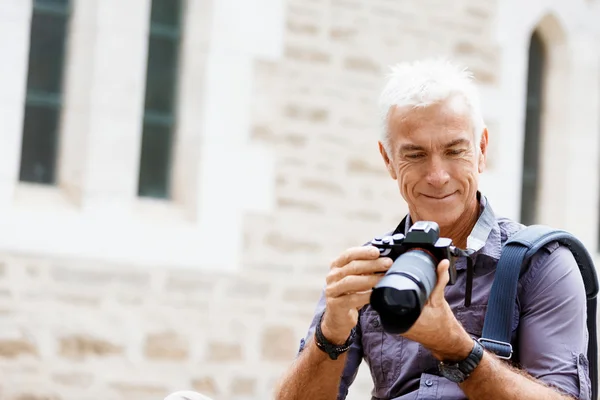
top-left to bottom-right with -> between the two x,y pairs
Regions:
1,0 -> 599,399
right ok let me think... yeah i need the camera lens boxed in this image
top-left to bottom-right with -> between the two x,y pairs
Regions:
383,289 -> 418,311
370,249 -> 438,333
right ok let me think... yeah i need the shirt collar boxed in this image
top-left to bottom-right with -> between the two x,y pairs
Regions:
397,191 -> 502,261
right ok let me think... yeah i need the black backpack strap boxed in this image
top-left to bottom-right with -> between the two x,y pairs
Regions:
588,297 -> 599,400
480,225 -> 599,399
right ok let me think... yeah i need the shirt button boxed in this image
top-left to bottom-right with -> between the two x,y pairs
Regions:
425,379 -> 433,387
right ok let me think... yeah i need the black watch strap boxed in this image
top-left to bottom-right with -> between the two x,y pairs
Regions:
459,339 -> 484,374
314,312 -> 356,360
439,338 -> 485,383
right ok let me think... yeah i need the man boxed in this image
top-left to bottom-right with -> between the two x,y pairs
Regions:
274,59 -> 591,399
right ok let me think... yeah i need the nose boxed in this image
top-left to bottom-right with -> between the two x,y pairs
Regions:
424,156 -> 450,188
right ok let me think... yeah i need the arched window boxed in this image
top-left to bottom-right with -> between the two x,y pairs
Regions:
520,31 -> 546,225
137,0 -> 183,199
19,0 -> 71,184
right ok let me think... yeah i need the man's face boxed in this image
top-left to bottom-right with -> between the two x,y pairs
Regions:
379,98 -> 488,228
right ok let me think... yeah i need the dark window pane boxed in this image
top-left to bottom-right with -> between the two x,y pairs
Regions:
138,121 -> 174,198
20,3 -> 70,185
520,31 -> 546,225
150,0 -> 182,27
19,104 -> 60,184
26,11 -> 69,94
35,0 -> 69,6
138,0 -> 183,199
143,35 -> 179,114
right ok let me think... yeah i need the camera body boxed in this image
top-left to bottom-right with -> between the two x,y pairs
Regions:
368,221 -> 458,334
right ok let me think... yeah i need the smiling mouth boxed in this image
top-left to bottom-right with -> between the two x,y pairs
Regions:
422,192 -> 457,200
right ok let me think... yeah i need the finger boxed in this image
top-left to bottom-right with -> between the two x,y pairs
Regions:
331,245 -> 381,269
326,258 -> 392,284
429,259 -> 450,303
329,291 -> 372,310
326,275 -> 382,298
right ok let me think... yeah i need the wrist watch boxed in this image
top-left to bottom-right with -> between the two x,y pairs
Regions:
314,312 -> 356,360
438,338 -> 484,383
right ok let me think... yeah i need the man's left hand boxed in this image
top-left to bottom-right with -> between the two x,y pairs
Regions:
401,259 -> 474,361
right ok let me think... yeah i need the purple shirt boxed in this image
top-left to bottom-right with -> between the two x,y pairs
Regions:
300,194 -> 591,399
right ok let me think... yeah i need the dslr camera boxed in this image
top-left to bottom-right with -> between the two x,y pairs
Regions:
368,221 -> 459,334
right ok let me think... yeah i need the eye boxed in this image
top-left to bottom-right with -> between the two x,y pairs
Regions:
447,149 -> 466,156
405,153 -> 425,160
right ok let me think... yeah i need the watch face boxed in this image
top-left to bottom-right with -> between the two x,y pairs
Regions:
439,364 -> 466,383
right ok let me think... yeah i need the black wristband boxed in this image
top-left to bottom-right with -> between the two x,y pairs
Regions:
439,338 -> 485,383
459,339 -> 484,374
314,312 -> 356,360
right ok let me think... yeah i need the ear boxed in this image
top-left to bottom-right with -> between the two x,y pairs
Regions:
379,141 -> 398,180
477,127 -> 489,173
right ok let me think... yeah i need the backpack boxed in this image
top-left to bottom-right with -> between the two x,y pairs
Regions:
481,225 -> 599,399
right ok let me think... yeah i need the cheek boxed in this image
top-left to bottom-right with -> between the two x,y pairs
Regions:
396,162 -> 411,178
453,160 -> 479,187
396,162 -> 421,193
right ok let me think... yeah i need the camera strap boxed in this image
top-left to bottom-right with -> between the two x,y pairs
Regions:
449,247 -> 476,307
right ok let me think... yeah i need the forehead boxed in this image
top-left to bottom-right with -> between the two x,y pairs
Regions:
387,99 -> 473,146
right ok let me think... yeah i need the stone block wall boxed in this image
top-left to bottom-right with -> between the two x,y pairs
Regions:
0,0 -> 528,399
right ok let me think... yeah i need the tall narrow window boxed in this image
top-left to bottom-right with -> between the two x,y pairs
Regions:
520,31 -> 546,225
138,0 -> 183,199
19,0 -> 71,184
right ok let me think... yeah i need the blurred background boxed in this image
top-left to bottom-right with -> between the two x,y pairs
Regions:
1,0 -> 600,399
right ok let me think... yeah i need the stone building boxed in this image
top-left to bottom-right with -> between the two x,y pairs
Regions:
0,0 -> 599,399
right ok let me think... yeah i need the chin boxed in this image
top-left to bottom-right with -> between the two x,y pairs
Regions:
417,208 -> 462,229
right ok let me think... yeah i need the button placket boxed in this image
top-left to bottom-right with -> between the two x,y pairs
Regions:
417,374 -> 439,400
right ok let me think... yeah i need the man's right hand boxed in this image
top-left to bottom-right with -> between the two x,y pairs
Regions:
321,245 -> 393,344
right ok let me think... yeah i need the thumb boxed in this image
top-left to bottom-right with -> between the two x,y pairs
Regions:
429,259 -> 450,305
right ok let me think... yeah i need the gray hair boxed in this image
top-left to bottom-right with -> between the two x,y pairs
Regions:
377,58 -> 486,153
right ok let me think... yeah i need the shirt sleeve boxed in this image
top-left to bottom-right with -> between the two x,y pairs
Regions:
297,289 -> 364,400
517,243 -> 592,399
